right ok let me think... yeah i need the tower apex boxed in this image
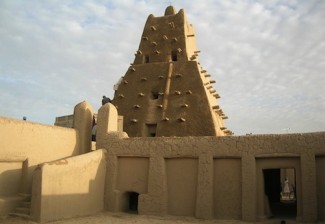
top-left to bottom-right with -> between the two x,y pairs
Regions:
165,6 -> 176,16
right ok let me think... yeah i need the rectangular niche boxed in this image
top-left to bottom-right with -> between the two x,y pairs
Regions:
213,158 -> 242,219
146,123 -> 157,137
116,157 -> 149,194
166,158 -> 198,216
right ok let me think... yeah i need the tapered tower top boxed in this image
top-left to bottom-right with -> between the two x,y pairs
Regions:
112,6 -> 232,137
165,6 -> 176,15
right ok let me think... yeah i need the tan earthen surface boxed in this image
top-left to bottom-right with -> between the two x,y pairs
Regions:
0,212 -> 320,224
1,6 -> 325,224
112,6 -> 229,137
31,149 -> 106,222
98,103 -> 325,222
0,101 -> 93,217
0,117 -> 79,195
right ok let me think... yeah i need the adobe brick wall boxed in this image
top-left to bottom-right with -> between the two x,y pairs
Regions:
98,103 -> 325,222
30,149 -> 106,222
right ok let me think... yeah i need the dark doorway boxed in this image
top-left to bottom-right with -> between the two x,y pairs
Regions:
263,169 -> 297,219
264,169 -> 281,204
128,192 -> 139,213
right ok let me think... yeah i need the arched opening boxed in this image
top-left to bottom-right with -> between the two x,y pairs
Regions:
127,192 -> 139,213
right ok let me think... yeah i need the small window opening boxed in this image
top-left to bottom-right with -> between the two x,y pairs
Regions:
171,51 -> 177,61
151,91 -> 159,100
146,124 -> 157,137
128,192 -> 139,213
143,55 -> 149,63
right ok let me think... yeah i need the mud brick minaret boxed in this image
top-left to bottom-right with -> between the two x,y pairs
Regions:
112,6 -> 232,137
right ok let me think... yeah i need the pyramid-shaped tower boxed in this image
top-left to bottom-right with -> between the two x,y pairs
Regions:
112,6 -> 231,137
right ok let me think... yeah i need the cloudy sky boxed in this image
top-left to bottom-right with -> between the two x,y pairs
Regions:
0,0 -> 324,135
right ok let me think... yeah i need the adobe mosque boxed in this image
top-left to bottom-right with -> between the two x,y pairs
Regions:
1,6 -> 325,223
110,5 -> 231,137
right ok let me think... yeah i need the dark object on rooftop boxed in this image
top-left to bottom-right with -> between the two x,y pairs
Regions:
102,96 -> 111,105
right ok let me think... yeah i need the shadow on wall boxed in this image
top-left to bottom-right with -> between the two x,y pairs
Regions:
0,166 -> 23,216
31,149 -> 106,223
316,156 -> 325,221
120,191 -> 139,214
0,101 -> 94,217
0,164 -> 23,197
0,118 -> 81,195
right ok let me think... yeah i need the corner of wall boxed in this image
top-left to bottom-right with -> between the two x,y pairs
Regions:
30,165 -> 43,222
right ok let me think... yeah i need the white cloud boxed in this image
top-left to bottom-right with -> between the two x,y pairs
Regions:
0,0 -> 324,135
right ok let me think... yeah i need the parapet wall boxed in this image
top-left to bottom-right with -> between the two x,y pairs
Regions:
0,117 -> 79,196
31,149 -> 106,222
97,105 -> 325,222
0,101 -> 93,216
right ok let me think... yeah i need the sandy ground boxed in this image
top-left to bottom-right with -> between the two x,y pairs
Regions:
0,212 -> 315,224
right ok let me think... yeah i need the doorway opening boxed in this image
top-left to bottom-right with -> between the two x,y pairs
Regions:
263,168 -> 297,219
127,192 -> 139,213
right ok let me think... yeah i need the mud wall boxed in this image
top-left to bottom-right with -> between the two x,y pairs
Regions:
0,117 -> 79,196
213,158 -> 241,219
316,156 -> 325,221
31,149 -> 106,222
166,158 -> 198,216
94,103 -> 325,222
0,101 -> 93,198
100,132 -> 325,222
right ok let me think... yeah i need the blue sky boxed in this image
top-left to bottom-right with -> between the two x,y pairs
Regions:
0,0 -> 324,135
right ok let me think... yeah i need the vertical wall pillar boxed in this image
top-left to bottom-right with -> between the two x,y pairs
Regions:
256,166 -> 267,220
73,101 -> 93,154
300,153 -> 317,222
242,154 -> 256,222
140,156 -> 168,215
20,159 -> 29,194
96,103 -> 119,149
30,166 -> 42,222
195,154 -> 213,219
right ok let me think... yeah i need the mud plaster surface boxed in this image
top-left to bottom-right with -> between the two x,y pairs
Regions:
0,212 -> 317,224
